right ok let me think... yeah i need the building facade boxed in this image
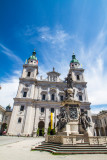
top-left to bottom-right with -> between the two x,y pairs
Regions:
8,51 -> 94,136
92,110 -> 107,136
0,105 -> 12,135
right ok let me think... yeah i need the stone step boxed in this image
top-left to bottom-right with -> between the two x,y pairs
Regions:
42,142 -> 106,146
37,146 -> 107,150
35,147 -> 107,150
32,143 -> 107,154
33,148 -> 107,154
40,144 -> 107,148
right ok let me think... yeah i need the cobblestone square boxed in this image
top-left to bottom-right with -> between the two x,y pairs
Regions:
0,136 -> 107,160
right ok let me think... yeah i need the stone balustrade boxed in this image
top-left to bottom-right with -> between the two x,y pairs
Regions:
45,135 -> 107,145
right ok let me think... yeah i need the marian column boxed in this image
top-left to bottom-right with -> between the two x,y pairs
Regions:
57,53 -> 93,137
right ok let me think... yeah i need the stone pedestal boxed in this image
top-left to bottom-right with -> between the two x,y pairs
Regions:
86,127 -> 93,137
65,120 -> 79,136
33,131 -> 37,137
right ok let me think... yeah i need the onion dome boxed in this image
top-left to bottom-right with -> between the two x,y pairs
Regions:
28,50 -> 37,61
70,53 -> 80,64
6,104 -> 11,111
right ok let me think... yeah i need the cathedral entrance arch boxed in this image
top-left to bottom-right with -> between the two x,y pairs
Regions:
38,121 -> 44,136
1,123 -> 7,135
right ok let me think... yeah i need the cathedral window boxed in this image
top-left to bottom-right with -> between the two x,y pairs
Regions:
79,95 -> 82,101
23,92 -> 27,97
42,94 -> 46,101
60,95 -> 63,101
77,75 -> 80,80
51,94 -> 55,101
18,117 -> 22,123
20,105 -> 24,111
81,109 -> 84,113
27,72 -> 31,77
51,108 -> 54,113
41,107 -> 44,113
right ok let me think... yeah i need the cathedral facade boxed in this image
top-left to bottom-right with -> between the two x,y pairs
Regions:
8,51 -> 94,136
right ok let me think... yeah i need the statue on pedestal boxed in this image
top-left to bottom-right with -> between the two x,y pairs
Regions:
65,73 -> 73,88
80,112 -> 91,130
57,107 -> 69,131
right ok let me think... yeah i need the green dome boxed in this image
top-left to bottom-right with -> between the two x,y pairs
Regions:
70,54 -> 80,64
28,51 -> 37,61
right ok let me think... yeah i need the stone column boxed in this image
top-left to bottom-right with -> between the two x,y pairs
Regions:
37,86 -> 41,100
23,105 -> 33,135
8,104 -> 18,135
55,108 -> 59,127
33,106 -> 40,137
47,87 -> 50,101
98,129 -> 101,136
16,83 -> 23,98
94,129 -> 97,136
34,85 -> 38,99
56,88 -> 59,102
45,108 -> 50,134
30,84 -> 35,98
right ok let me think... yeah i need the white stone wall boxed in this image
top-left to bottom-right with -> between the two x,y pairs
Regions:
0,111 -> 4,123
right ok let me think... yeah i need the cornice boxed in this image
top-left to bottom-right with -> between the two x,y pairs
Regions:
71,68 -> 84,71
73,81 -> 87,85
14,98 -> 62,105
19,78 -> 37,82
23,64 -> 38,68
37,80 -> 66,85
80,101 -> 91,106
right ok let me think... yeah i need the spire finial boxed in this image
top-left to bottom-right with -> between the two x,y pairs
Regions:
73,51 -> 75,55
53,67 -> 55,72
32,48 -> 36,55
72,51 -> 75,60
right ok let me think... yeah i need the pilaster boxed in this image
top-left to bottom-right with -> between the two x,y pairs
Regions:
23,105 -> 33,135
45,108 -> 50,133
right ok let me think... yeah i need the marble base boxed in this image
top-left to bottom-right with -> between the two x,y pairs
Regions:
64,120 -> 79,136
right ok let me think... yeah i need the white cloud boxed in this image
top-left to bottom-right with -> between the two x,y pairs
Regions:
37,26 -> 72,47
24,25 -> 73,49
0,43 -> 23,64
0,71 -> 21,108
91,104 -> 107,114
79,30 -> 107,105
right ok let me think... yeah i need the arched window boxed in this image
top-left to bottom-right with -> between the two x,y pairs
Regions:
18,117 -> 22,123
77,75 -> 80,80
51,108 -> 54,113
42,94 -> 46,100
41,107 -> 44,113
20,105 -> 24,111
79,95 -> 82,101
27,72 -> 31,77
23,92 -> 27,97
51,94 -> 55,101
60,95 -> 63,101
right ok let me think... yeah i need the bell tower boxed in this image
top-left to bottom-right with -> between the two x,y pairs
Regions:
68,52 -> 93,134
8,50 -> 39,136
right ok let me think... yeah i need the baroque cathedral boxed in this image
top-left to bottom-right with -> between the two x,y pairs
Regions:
8,50 -> 93,136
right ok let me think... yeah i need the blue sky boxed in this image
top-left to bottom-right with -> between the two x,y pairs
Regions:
0,0 -> 107,113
